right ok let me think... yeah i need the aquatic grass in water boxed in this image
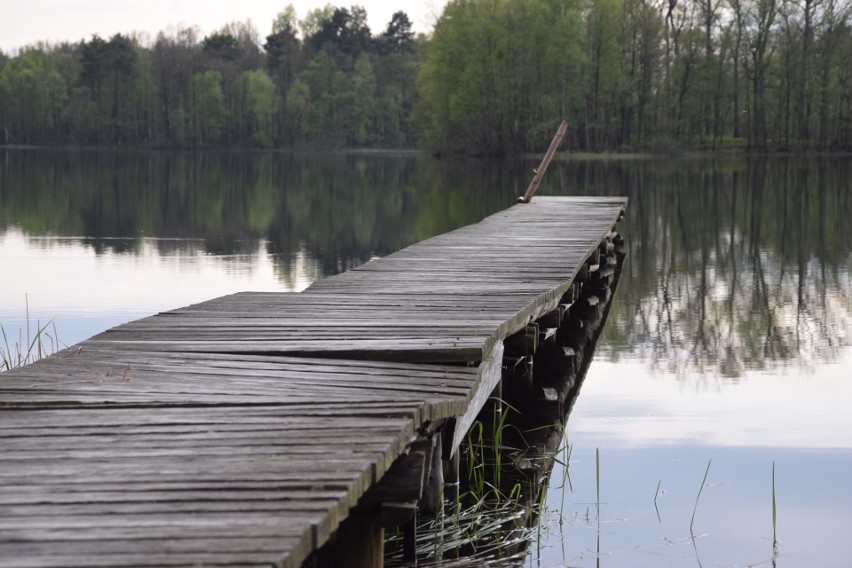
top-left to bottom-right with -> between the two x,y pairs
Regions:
388,401 -> 572,566
0,298 -> 61,372
486,397 -> 520,496
653,479 -> 663,522
1,321 -> 59,371
463,398 -> 529,502
772,461 -> 779,562
390,435 -> 786,567
385,476 -> 558,567
690,459 -> 712,536
385,499 -> 534,567
555,434 -> 573,527
596,447 -> 601,527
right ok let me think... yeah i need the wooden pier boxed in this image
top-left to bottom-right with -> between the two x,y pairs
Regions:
0,196 -> 627,567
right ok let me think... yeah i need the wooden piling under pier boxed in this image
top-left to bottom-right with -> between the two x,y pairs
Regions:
0,196 -> 627,568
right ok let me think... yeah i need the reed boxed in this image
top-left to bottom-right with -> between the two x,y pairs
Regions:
0,296 -> 62,373
391,394 -> 570,565
0,319 -> 60,372
489,398 -> 519,492
772,461 -> 778,552
385,499 -> 532,566
595,448 -> 601,530
465,421 -> 487,498
690,459 -> 712,536
556,435 -> 573,526
654,479 -> 663,522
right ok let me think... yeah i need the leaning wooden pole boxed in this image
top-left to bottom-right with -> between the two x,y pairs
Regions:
518,120 -> 568,203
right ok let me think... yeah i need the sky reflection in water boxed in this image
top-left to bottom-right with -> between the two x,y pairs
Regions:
530,333 -> 852,566
533,443 -> 852,567
0,229 -> 303,346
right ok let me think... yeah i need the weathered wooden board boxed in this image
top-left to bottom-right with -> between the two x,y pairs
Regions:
0,196 -> 627,568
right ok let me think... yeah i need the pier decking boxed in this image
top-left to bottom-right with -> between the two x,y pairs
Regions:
0,196 -> 627,567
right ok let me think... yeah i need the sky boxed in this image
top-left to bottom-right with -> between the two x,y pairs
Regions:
0,0 -> 448,53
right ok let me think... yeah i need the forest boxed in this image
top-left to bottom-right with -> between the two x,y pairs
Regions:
1,0 -> 850,153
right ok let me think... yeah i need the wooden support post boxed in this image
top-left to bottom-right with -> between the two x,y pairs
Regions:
561,283 -> 578,305
588,248 -> 601,269
368,450 -> 427,505
537,305 -> 565,328
442,449 -> 461,508
613,232 -> 626,254
442,451 -> 462,561
313,507 -> 384,568
419,432 -> 444,516
504,324 -> 539,357
402,511 -> 417,564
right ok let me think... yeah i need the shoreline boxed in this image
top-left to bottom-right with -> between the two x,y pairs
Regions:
3,143 -> 851,159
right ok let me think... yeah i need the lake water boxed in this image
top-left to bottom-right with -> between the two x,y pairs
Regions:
2,149 -> 850,566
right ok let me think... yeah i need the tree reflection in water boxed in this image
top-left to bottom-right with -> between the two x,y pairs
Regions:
569,157 -> 852,378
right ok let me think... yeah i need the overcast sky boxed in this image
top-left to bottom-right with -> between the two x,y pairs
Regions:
0,0 -> 448,53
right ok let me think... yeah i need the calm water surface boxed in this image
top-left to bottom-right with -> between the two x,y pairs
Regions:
1,150 -> 850,566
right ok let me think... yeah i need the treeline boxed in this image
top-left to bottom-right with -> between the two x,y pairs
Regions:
419,0 -> 852,153
1,0 -> 851,153
0,6 -> 418,148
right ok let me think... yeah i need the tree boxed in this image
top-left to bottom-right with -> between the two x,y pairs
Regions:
80,35 -> 108,101
103,34 -> 139,143
284,78 -> 311,144
78,34 -> 139,143
265,19 -> 302,87
796,0 -> 823,143
217,20 -> 263,69
244,69 -> 279,146
729,0 -> 747,139
350,54 -> 377,144
815,0 -> 852,147
300,4 -> 336,39
272,5 -> 298,35
202,32 -> 243,61
623,0 -> 664,144
300,48 -> 346,142
745,0 -> 779,149
0,49 -> 68,143
586,0 -> 625,149
191,70 -> 226,145
417,0 -> 587,154
307,6 -> 373,61
152,26 -> 198,146
380,11 -> 415,54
